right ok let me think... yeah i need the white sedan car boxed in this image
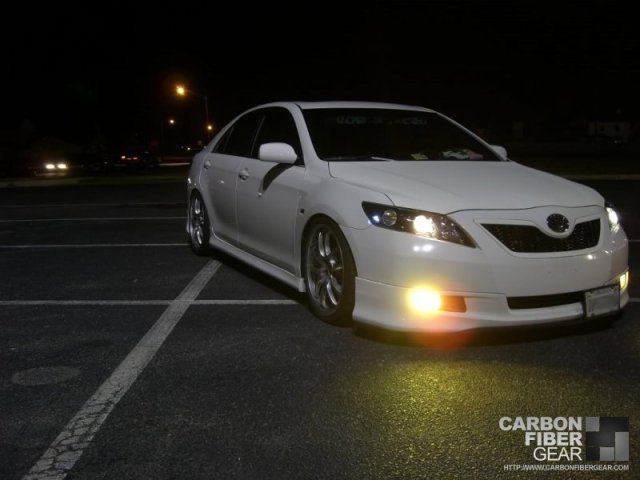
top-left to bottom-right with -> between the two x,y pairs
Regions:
186,101 -> 629,332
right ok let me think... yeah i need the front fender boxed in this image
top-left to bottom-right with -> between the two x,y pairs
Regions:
292,176 -> 389,276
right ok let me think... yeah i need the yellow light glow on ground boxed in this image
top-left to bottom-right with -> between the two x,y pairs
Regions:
409,288 -> 441,314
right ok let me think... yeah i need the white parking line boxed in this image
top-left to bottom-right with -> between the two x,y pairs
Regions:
0,202 -> 185,208
1,299 -> 298,306
0,216 -> 185,223
22,260 -> 221,480
0,244 -> 188,249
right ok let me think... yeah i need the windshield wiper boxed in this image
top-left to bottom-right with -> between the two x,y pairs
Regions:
323,155 -> 394,162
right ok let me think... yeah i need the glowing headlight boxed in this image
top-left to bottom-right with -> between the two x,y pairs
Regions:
362,202 -> 475,247
413,215 -> 436,236
56,163 -> 68,170
620,271 -> 629,292
605,201 -> 620,231
606,206 -> 619,230
45,163 -> 56,170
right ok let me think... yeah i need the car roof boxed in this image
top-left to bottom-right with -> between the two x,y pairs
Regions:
246,101 -> 435,113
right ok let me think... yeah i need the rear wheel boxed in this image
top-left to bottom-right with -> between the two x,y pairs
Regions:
303,218 -> 356,325
188,191 -> 213,256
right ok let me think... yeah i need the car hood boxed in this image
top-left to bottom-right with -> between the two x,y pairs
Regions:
328,161 -> 603,213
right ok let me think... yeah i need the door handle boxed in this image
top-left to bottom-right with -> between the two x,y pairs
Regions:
238,168 -> 249,181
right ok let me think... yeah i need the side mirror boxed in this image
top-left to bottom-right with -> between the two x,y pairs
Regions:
258,143 -> 298,164
490,145 -> 508,159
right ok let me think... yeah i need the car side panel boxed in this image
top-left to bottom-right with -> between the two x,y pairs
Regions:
201,152 -> 242,244
236,159 -> 306,271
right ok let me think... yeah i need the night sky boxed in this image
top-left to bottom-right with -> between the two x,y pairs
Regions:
3,2 -> 639,148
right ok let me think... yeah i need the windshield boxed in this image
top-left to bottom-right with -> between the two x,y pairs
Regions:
302,108 -> 501,162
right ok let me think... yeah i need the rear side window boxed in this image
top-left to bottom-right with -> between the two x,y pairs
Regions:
252,108 -> 302,161
216,111 -> 261,157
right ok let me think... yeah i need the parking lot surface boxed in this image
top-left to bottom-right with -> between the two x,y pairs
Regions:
0,179 -> 638,479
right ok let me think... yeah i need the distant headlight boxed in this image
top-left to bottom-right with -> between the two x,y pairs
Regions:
57,163 -> 68,170
362,202 -> 475,247
45,163 -> 56,170
605,201 -> 619,231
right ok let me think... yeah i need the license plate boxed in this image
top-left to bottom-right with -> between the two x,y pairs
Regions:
584,286 -> 620,318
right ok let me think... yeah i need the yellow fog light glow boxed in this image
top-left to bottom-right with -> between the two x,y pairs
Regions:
45,163 -> 56,170
413,215 -> 436,236
409,288 -> 442,314
620,271 -> 629,292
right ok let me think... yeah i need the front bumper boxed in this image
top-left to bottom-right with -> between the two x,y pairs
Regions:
344,205 -> 629,332
353,276 -> 629,333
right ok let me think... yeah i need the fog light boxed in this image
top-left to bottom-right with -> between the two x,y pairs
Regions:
620,271 -> 629,292
409,288 -> 441,314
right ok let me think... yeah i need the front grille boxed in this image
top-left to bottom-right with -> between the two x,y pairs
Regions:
483,219 -> 600,253
508,291 -> 584,310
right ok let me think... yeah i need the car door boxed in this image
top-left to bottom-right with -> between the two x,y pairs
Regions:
202,111 -> 261,244
236,107 -> 306,271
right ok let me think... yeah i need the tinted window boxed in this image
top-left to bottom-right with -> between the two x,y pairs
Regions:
219,111 -> 261,157
212,128 -> 232,153
302,108 -> 501,162
253,108 -> 302,161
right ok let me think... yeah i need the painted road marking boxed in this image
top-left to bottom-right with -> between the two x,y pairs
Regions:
0,244 -> 188,249
0,202 -> 185,208
0,299 -> 298,306
22,260 -> 221,480
0,217 -> 185,223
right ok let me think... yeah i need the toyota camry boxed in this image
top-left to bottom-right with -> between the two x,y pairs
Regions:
186,101 -> 629,332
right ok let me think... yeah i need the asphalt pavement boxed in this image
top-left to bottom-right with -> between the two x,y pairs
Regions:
0,175 -> 638,479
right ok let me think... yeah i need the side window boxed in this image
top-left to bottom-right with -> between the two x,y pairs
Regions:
253,108 -> 303,162
212,126 -> 233,153
218,111 -> 261,157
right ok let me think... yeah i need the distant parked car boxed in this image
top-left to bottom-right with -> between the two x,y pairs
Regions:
116,150 -> 160,169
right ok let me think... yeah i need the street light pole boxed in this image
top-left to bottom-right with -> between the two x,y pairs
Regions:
204,94 -> 209,133
176,85 -> 211,142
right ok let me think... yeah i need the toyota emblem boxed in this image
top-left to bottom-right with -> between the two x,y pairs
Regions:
547,214 -> 570,233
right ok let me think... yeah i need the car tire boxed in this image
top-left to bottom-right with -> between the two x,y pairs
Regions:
303,218 -> 356,326
188,191 -> 214,256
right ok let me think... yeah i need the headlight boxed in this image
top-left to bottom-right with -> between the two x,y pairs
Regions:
362,202 -> 475,247
605,201 -> 620,231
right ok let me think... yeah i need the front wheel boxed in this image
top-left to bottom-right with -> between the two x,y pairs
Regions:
303,219 -> 356,326
188,191 -> 213,256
